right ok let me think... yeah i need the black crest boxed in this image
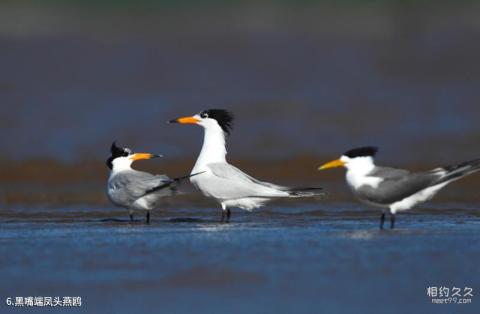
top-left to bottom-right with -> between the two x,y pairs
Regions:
106,141 -> 131,169
343,146 -> 378,158
200,109 -> 234,134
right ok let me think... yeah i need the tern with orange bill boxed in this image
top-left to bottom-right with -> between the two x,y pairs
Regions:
106,142 -> 200,223
169,109 -> 324,222
318,146 -> 480,229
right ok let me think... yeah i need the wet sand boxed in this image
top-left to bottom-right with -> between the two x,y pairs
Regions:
2,158 -> 480,206
0,202 -> 479,314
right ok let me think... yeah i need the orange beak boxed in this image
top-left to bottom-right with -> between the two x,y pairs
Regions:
318,159 -> 345,171
130,153 -> 162,161
169,116 -> 200,124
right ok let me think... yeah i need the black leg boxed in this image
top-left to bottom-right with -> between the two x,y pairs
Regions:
220,210 -> 225,223
146,211 -> 150,224
380,213 -> 385,230
390,214 -> 395,229
226,209 -> 231,223
129,213 -> 134,222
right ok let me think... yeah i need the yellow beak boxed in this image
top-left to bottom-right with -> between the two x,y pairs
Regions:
130,153 -> 162,161
318,159 -> 345,171
169,116 -> 200,124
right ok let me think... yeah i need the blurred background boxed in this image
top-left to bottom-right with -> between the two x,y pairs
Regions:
2,3 -> 480,314
1,0 -> 480,204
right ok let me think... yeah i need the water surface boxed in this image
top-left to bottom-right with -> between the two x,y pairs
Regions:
1,203 -> 478,314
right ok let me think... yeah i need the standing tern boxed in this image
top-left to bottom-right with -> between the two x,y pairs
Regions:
169,109 -> 323,222
318,146 -> 480,229
106,142 -> 197,223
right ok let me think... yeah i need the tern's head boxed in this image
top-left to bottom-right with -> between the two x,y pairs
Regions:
106,142 -> 161,170
169,109 -> 234,135
318,146 -> 378,172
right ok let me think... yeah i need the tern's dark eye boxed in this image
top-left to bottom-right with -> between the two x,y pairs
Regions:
200,111 -> 209,119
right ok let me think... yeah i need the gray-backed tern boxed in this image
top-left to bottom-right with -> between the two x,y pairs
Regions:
169,109 -> 323,222
106,142 -> 195,223
318,146 -> 480,229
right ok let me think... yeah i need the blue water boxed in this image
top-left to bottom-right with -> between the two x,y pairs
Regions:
1,203 -> 479,314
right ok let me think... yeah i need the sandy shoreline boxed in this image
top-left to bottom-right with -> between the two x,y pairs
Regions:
2,157 -> 480,206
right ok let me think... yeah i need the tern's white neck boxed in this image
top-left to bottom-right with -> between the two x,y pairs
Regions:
111,157 -> 133,173
194,123 -> 227,168
344,156 -> 378,189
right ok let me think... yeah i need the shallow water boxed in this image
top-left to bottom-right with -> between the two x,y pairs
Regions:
1,203 -> 479,314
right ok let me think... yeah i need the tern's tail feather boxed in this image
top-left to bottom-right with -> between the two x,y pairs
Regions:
435,158 -> 480,184
285,187 -> 325,198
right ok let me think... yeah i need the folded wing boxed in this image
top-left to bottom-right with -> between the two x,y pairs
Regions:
357,167 -> 438,205
208,163 -> 323,199
111,171 -> 175,204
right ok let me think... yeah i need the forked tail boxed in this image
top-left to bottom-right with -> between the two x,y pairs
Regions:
435,158 -> 480,185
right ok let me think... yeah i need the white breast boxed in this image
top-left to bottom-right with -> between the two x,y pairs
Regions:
346,171 -> 383,190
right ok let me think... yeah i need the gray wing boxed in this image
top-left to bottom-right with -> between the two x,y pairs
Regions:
356,168 -> 439,205
212,163 -> 286,189
109,171 -> 173,204
207,163 -> 289,198
369,166 -> 410,179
